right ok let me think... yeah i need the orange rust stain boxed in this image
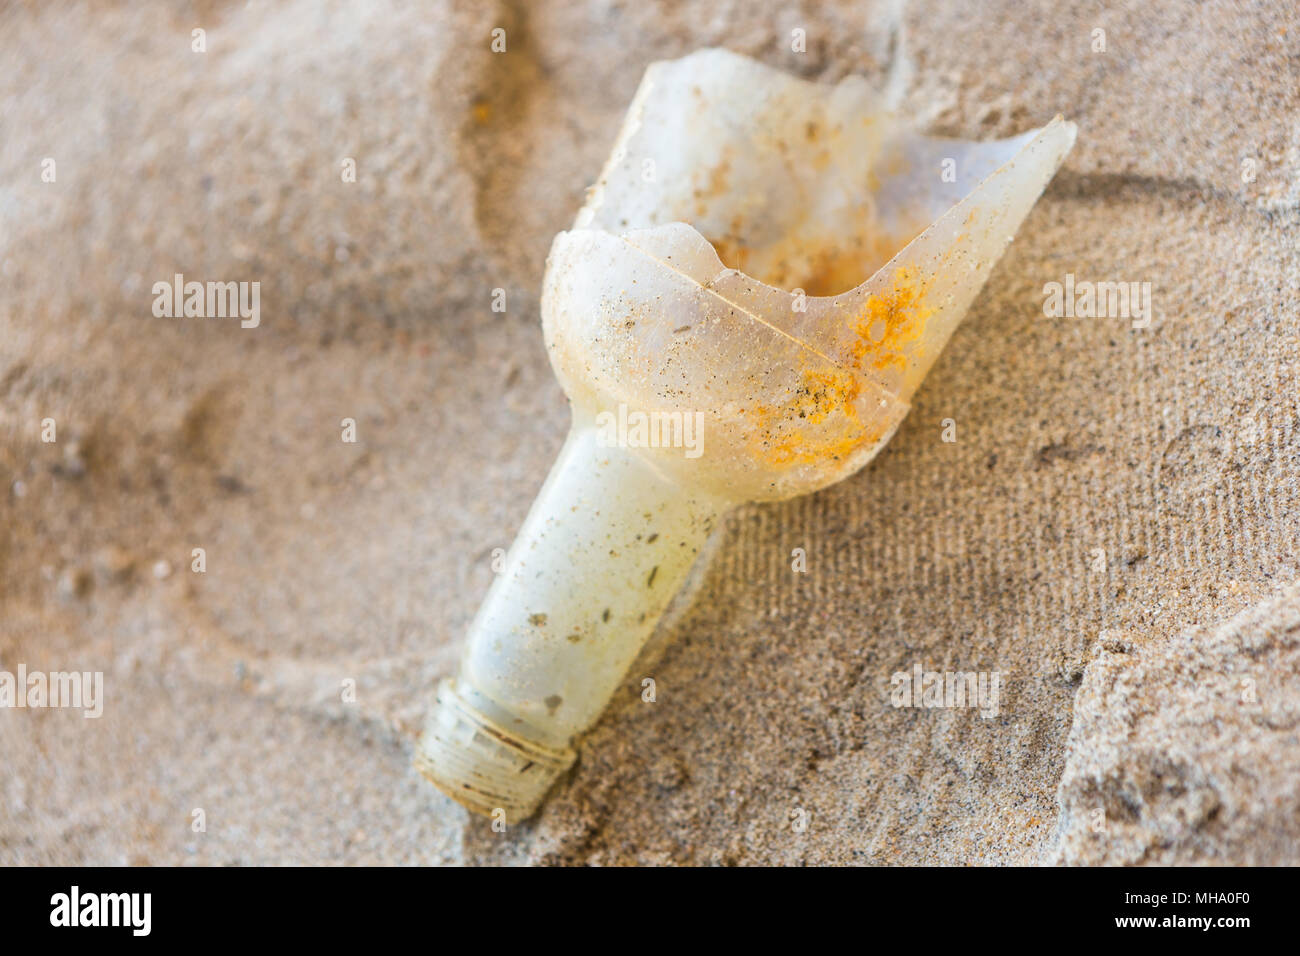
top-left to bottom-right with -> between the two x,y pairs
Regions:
848,265 -> 933,374
741,267 -> 932,469
691,156 -> 734,220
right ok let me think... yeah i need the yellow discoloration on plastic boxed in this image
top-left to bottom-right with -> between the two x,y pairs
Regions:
851,266 -> 933,374
744,268 -> 931,468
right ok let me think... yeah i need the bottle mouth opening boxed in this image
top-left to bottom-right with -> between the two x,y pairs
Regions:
415,679 -> 576,822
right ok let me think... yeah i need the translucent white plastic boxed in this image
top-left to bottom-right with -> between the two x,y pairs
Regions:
416,49 -> 1077,820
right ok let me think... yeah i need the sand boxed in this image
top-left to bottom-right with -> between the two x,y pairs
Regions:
1,0 -> 1297,865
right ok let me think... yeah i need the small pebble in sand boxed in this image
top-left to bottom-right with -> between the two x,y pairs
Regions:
59,441 -> 87,478
94,545 -> 135,582
56,566 -> 92,601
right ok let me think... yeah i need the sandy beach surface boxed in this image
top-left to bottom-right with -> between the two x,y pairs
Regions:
2,0 -> 1297,865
